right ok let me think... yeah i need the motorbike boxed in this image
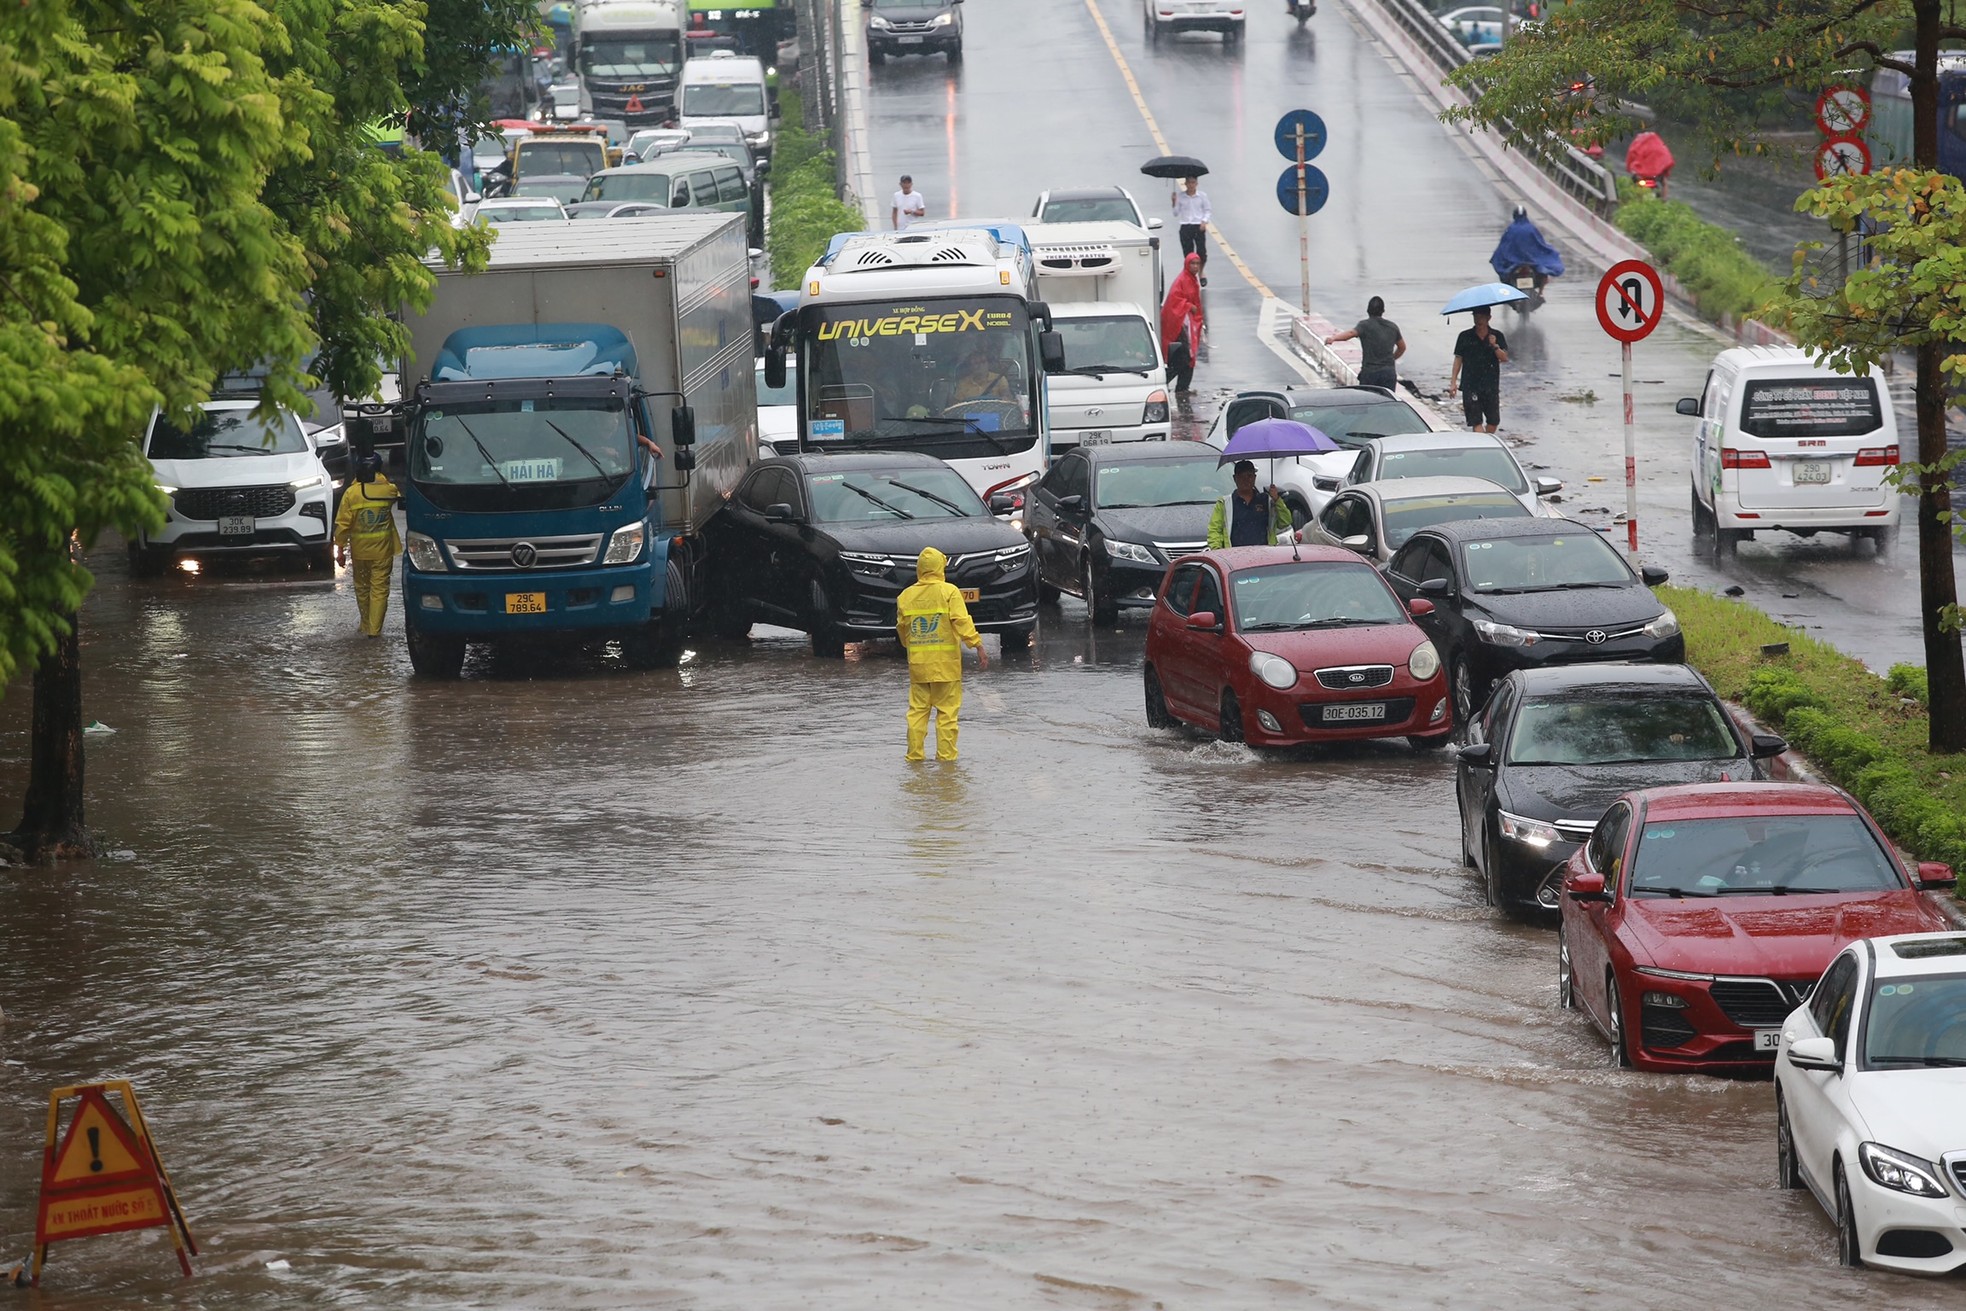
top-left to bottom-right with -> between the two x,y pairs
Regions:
1286,0 -> 1314,24
1490,207 -> 1564,315
1625,129 -> 1674,200
1503,264 -> 1550,312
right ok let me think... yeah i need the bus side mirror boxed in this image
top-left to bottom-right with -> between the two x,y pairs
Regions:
764,349 -> 787,390
672,405 -> 696,446
1039,330 -> 1066,373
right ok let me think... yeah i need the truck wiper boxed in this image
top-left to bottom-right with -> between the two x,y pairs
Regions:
888,479 -> 970,517
453,418 -> 512,490
540,418 -> 609,479
1062,364 -> 1151,377
839,480 -> 913,519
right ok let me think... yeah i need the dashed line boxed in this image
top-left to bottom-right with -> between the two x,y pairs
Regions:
1079,0 -> 1276,301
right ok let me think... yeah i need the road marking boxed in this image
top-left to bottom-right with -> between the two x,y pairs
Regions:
1257,298 -> 1318,383
1079,0 -> 1276,301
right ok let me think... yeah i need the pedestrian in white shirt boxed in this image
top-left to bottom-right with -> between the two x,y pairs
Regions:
1171,176 -> 1212,287
892,175 -> 927,230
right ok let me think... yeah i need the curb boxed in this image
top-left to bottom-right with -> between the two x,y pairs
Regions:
837,0 -> 880,229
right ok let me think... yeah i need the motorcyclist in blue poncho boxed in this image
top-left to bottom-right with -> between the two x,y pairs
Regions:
1490,206 -> 1565,312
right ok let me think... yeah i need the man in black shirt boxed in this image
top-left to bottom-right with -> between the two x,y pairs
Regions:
1447,306 -> 1509,433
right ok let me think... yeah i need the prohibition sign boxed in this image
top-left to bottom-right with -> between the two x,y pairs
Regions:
1595,259 -> 1663,344
1814,134 -> 1872,180
1814,85 -> 1871,136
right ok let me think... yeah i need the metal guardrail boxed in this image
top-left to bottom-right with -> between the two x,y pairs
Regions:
1370,0 -> 1619,217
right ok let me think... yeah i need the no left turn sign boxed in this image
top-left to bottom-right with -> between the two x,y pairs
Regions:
1596,259 -> 1663,344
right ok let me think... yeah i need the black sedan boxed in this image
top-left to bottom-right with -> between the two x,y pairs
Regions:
1023,442 -> 1233,623
708,452 -> 1038,657
1454,663 -> 1787,912
1381,517 -> 1682,723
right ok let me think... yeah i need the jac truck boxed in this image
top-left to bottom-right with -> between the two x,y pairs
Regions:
350,214 -> 756,677
1025,220 -> 1170,447
574,0 -> 687,123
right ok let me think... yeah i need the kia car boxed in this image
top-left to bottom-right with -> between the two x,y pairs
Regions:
1557,783 -> 1956,1074
1142,545 -> 1452,749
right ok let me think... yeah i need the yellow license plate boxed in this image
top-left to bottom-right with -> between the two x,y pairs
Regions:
505,592 -> 547,615
960,588 -> 980,602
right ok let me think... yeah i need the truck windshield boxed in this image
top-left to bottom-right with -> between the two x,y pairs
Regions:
517,140 -> 606,178
410,398 -> 638,511
802,298 -> 1039,460
582,38 -> 682,77
683,84 -> 765,116
1055,315 -> 1158,372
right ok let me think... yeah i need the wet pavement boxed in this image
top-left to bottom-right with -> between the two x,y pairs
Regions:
1,3 -> 1964,1306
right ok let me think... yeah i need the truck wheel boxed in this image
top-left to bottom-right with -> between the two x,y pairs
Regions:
406,624 -> 466,679
622,621 -> 683,669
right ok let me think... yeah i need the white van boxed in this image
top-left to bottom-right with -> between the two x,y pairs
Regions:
1677,346 -> 1901,554
678,52 -> 771,160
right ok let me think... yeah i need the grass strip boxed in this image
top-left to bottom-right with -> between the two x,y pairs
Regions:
1660,584 -> 1966,880
1613,180 -> 1778,321
764,94 -> 865,289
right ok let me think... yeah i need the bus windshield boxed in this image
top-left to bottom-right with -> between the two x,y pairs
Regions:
801,298 -> 1039,460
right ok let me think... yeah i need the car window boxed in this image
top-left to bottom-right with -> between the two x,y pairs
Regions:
1475,677 -> 1517,745
1584,803 -> 1627,881
738,466 -> 795,512
149,407 -> 309,459
1228,561 -> 1406,631
1630,814 -> 1905,897
1056,316 -> 1161,373
1387,539 -> 1430,583
672,175 -> 693,207
1194,568 -> 1224,619
807,467 -> 984,522
1287,400 -> 1431,441
1319,495 -> 1369,541
1862,970 -> 1966,1068
1380,492 -> 1528,548
1377,444 -> 1529,493
1095,458 -> 1232,509
1505,697 -> 1740,766
1461,532 -> 1632,592
1041,197 -> 1139,224
690,170 -> 719,204
1055,455 -> 1089,501
1739,377 -> 1883,440
1811,953 -> 1858,1037
716,167 -> 747,203
1162,563 -> 1201,617
1389,536 -> 1452,586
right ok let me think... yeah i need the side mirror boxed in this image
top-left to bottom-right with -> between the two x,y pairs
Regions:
1565,870 -> 1609,903
1456,742 -> 1494,767
1407,597 -> 1435,617
1675,397 -> 1701,417
1055,494 -> 1084,514
1028,299 -> 1054,330
1916,860 -> 1958,890
1750,733 -> 1788,760
1186,610 -> 1221,631
1312,475 -> 1340,492
1785,1035 -> 1841,1072
1640,565 -> 1669,586
672,404 -> 697,446
464,189 -> 482,205
1418,577 -> 1451,596
764,501 -> 798,523
1533,476 -> 1563,496
1039,330 -> 1066,373
1340,533 -> 1371,553
763,349 -> 787,390
988,493 -> 1016,514
673,446 -> 697,472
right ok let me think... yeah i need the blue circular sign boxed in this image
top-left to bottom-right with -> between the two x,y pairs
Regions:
1275,164 -> 1330,217
1273,109 -> 1328,163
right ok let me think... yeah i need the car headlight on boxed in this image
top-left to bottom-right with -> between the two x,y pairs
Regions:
155,484 -> 177,495
1474,617 -> 1538,647
1408,640 -> 1441,680
994,543 -> 1031,568
1859,1142 -> 1949,1198
1497,810 -> 1560,848
1249,650 -> 1297,690
1105,539 -> 1158,565
932,11 -> 953,23
869,13 -> 891,25
1633,965 -> 1715,982
603,521 -> 646,564
290,474 -> 328,491
1641,608 -> 1681,639
405,531 -> 447,572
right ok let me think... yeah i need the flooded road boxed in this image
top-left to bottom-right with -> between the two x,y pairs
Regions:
2,552 -> 1962,1307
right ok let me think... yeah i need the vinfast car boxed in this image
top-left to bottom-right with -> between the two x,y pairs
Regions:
1558,783 -> 1956,1074
1141,545 -> 1452,748
1382,518 -> 1681,723
1775,932 -> 1966,1273
1456,664 -> 1787,912
1023,443 -> 1231,623
707,452 -> 1036,657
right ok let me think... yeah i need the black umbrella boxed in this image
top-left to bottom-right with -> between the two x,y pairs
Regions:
1140,154 -> 1209,180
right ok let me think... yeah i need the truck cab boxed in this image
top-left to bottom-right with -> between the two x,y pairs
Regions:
1026,221 -> 1169,448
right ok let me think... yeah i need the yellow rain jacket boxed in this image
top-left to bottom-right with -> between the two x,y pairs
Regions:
895,547 -> 982,682
334,474 -> 402,561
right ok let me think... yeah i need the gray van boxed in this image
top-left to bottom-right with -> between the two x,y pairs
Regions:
566,153 -> 754,237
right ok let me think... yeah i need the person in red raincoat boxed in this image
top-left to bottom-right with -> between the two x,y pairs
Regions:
1160,253 -> 1205,395
1625,130 -> 1674,198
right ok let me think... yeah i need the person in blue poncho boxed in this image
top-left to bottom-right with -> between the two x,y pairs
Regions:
1490,206 -> 1565,308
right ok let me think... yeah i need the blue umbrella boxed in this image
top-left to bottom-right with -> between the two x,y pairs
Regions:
1441,282 -> 1530,314
1215,416 -> 1338,465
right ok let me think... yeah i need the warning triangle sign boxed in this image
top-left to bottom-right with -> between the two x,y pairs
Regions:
50,1092 -> 149,1185
625,95 -> 644,114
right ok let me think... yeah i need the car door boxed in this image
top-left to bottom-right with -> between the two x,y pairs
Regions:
1186,564 -> 1230,714
1150,563 -> 1204,719
1787,951 -> 1862,1191
717,467 -> 784,618
690,169 -> 722,213
1025,461 -> 1065,585
1458,675 -> 1518,866
738,466 -> 806,620
1572,802 -> 1633,1034
1049,455 -> 1093,589
1307,492 -> 1365,552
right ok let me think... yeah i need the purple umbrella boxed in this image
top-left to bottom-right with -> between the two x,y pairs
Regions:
1216,418 -> 1338,558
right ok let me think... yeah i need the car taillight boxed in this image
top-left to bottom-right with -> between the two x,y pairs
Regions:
1720,448 -> 1770,469
1854,445 -> 1899,467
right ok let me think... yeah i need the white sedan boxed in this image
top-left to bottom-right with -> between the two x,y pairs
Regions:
1775,928 -> 1966,1274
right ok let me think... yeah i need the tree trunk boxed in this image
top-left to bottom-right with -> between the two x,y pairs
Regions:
9,613 -> 96,863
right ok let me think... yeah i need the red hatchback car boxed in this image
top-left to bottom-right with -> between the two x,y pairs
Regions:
1142,546 -> 1453,747
1559,782 -> 1957,1074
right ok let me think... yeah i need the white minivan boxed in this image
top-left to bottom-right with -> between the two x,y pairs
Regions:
1677,346 -> 1901,554
677,52 -> 771,161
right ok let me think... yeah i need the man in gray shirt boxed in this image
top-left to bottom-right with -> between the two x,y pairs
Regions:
1324,296 -> 1406,391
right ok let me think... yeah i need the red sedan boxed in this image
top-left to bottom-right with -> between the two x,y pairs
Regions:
1142,546 -> 1452,748
1559,782 -> 1957,1073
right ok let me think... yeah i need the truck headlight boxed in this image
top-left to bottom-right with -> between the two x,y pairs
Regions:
1105,539 -> 1157,564
1143,390 -> 1169,424
405,531 -> 446,572
1641,608 -> 1680,639
1408,640 -> 1440,680
1859,1142 -> 1949,1198
1473,617 -> 1537,647
1497,810 -> 1559,848
603,521 -> 646,564
1249,651 -> 1297,690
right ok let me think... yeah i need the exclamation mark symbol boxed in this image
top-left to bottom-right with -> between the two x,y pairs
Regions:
87,1126 -> 104,1172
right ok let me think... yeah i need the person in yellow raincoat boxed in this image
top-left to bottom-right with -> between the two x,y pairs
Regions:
334,453 -> 402,637
895,546 -> 987,761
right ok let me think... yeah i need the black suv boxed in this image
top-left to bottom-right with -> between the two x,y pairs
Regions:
867,0 -> 964,64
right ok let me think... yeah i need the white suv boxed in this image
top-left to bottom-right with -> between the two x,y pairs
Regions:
1775,929 -> 1966,1274
1143,0 -> 1245,44
132,397 -> 336,576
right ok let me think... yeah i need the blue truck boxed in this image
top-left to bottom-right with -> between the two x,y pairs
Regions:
355,213 -> 756,677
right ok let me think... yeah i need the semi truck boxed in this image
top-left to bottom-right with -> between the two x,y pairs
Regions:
574,0 -> 687,123
762,223 -> 1066,509
350,214 -> 756,678
1025,220 -> 1170,447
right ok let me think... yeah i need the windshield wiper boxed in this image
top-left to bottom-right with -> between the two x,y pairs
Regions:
1062,364 -> 1151,377
839,481 -> 913,519
888,479 -> 970,517
1239,621 -> 1302,632
201,442 -> 284,454
1550,581 -> 1628,589
1633,886 -> 1719,898
1298,617 -> 1391,628
453,417 -> 512,490
540,418 -> 610,479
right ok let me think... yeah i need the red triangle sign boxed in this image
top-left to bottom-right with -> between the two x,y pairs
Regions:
625,95 -> 644,115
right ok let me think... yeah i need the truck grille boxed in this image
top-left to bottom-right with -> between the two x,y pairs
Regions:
1313,664 -> 1394,691
444,533 -> 603,571
174,485 -> 296,521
